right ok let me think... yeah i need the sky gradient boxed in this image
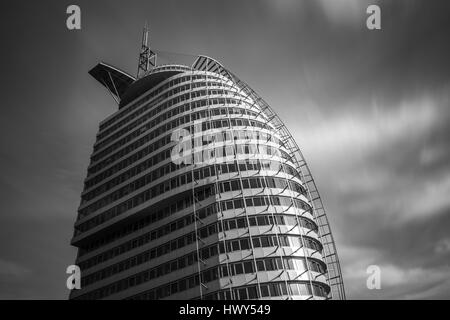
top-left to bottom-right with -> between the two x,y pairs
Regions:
1,0 -> 449,299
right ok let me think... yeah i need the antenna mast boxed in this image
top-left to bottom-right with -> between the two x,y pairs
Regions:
137,23 -> 157,78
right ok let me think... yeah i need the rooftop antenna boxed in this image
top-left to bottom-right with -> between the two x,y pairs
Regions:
137,22 -> 157,78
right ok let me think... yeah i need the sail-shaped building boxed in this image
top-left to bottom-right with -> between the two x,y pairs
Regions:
69,29 -> 345,300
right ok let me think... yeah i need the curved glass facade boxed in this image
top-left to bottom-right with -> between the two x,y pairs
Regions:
70,56 -> 345,300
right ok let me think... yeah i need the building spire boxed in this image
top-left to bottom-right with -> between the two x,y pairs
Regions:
137,22 -> 157,78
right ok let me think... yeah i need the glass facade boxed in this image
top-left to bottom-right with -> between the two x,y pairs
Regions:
70,56 -> 345,300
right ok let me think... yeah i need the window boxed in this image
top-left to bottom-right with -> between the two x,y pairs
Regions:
188,277 -> 196,288
187,254 -> 194,265
203,270 -> 212,283
269,283 -> 280,296
224,290 -> 232,300
243,261 -> 254,274
238,288 -> 248,300
236,218 -> 246,229
221,265 -> 228,277
178,257 -> 186,269
299,284 -> 311,296
179,279 -> 186,291
256,260 -> 265,271
257,216 -> 266,226
274,258 -> 283,269
202,248 -> 210,260
279,236 -> 289,246
164,286 -> 170,297
240,239 -> 250,250
250,179 -> 259,189
234,199 -> 243,208
265,259 -> 275,271
226,146 -> 234,156
284,258 -> 294,270
289,237 -> 300,247
199,228 -> 208,238
247,286 -> 258,299
290,284 -> 299,295
260,237 -> 270,247
221,164 -> 228,174
286,216 -> 296,225
261,285 -> 270,297
208,224 -> 216,235
280,283 -> 288,295
293,259 -> 305,271
234,263 -> 244,275
156,287 -> 163,299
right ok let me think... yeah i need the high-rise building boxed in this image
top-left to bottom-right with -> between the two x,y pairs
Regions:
69,30 -> 345,300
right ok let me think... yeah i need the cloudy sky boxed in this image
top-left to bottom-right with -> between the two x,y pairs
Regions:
1,0 -> 449,299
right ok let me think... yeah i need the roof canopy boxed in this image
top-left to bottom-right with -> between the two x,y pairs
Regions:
192,55 -> 234,80
88,62 -> 136,104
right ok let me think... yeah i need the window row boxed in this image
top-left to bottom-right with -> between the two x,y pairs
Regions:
79,194 -> 312,257
221,194 -> 312,214
100,74 -> 207,131
93,95 -> 253,162
86,127 -> 282,191
81,215 -> 321,288
95,100 -> 257,154
75,183 -> 214,235
82,141 -> 292,217
88,131 -> 171,177
220,212 -> 316,232
76,233 -> 324,300
79,230 -> 321,288
85,132 -> 284,199
89,115 -> 272,176
99,74 -> 232,135
79,167 -> 302,224
82,215 -> 320,285
201,281 -> 329,301
218,176 -> 306,196
83,149 -> 294,207
222,234 -> 322,253
220,257 -> 326,277
189,128 -> 283,150
79,194 -> 212,256
178,142 -> 288,166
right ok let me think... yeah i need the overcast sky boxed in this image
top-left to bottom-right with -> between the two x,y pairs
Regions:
1,0 -> 449,299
